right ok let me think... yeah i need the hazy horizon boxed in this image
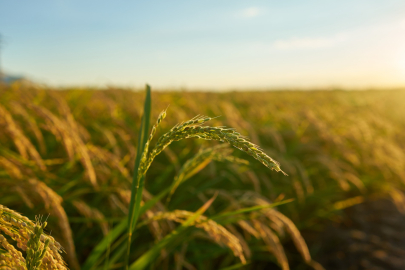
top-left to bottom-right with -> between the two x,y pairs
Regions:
1,0 -> 405,90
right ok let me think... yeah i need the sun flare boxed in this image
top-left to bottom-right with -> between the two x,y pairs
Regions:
400,53 -> 405,75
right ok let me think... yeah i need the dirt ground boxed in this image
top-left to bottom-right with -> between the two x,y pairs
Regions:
313,198 -> 405,270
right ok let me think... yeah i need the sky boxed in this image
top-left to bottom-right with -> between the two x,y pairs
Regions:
1,0 -> 405,90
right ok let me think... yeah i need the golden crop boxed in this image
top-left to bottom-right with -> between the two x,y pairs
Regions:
0,84 -> 404,269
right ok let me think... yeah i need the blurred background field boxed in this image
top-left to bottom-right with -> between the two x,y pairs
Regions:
2,1 -> 405,269
1,84 -> 404,269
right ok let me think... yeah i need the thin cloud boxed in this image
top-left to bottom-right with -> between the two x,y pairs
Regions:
273,34 -> 348,50
238,7 -> 261,18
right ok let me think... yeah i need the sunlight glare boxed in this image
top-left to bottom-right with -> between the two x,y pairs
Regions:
398,51 -> 405,76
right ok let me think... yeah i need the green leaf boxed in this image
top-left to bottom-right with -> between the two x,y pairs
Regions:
125,85 -> 152,268
212,199 -> 294,221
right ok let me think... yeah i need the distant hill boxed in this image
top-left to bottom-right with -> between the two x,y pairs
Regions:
1,73 -> 33,85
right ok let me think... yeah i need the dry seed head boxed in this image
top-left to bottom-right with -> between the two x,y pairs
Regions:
28,103 -> 98,189
237,220 -> 260,239
10,102 -> 47,155
225,224 -> 252,259
0,104 -> 46,171
144,210 -> 246,263
261,205 -> 311,263
0,104 -> 28,159
0,157 -> 23,179
253,220 -> 289,270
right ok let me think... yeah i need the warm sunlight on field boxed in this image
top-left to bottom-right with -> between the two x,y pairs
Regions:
399,52 -> 405,76
1,1 -> 405,270
1,84 -> 405,269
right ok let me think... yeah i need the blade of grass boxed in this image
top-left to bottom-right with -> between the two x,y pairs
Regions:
126,85 -> 151,268
129,193 -> 218,270
212,199 -> 294,221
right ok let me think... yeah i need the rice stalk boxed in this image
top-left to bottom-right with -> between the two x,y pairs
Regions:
141,210 -> 246,264
251,196 -> 318,267
50,92 -> 81,137
0,204 -> 67,269
237,220 -> 260,239
25,217 -> 50,270
28,104 -> 98,188
139,114 -> 287,181
10,102 -> 47,155
23,179 -> 79,270
0,105 -> 46,171
13,186 -> 34,209
266,209 -> 311,263
225,224 -> 252,259
253,219 -> 289,270
0,156 -> 23,179
0,105 -> 28,159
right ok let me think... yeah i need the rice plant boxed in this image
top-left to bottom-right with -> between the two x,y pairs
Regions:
0,204 -> 67,269
0,83 -> 404,269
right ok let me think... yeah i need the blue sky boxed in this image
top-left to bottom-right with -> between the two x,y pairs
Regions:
1,0 -> 405,89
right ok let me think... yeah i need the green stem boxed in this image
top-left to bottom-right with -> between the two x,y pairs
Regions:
125,85 -> 151,269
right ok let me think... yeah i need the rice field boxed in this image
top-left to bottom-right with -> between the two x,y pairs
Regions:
0,84 -> 404,269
